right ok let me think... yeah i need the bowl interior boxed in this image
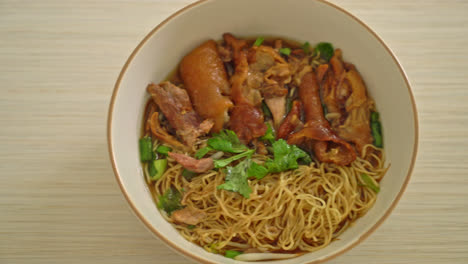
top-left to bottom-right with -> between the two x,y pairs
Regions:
108,0 -> 417,263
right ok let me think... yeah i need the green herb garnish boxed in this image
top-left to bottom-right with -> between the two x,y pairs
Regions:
182,169 -> 198,181
265,139 -> 312,172
322,104 -> 328,116
187,225 -> 196,230
279,47 -> 291,56
217,159 -> 253,198
253,37 -> 264,46
195,146 -> 212,159
208,129 -> 248,154
370,111 -> 383,147
371,111 -> 380,123
247,161 -> 269,180
301,41 -> 311,54
260,123 -> 275,144
156,145 -> 172,156
148,159 -> 167,181
157,187 -> 184,215
360,173 -> 380,193
262,101 -> 272,119
315,42 -> 334,61
213,149 -> 255,168
139,137 -> 153,162
286,96 -> 293,114
225,250 -> 243,259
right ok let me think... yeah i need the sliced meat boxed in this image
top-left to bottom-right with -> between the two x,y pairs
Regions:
277,100 -> 303,139
224,33 -> 267,142
287,72 -> 356,166
229,104 -> 267,143
149,112 -> 188,151
147,82 -> 213,146
224,33 -> 262,106
264,96 -> 287,127
168,152 -> 214,173
171,207 -> 206,225
143,100 -> 157,134
289,56 -> 312,86
320,49 -> 373,155
316,64 -> 329,83
179,40 -> 233,132
247,45 -> 291,129
337,69 -> 373,154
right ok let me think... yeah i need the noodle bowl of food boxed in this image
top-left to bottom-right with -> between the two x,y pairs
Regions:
107,0 -> 418,263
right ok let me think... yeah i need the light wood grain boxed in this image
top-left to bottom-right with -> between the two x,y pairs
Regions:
1,0 -> 467,263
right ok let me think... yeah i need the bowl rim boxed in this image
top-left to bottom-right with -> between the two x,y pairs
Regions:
107,0 -> 419,263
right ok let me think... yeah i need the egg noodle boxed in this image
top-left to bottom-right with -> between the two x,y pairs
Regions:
147,142 -> 386,255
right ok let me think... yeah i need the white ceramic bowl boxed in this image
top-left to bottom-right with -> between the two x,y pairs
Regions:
107,0 -> 418,263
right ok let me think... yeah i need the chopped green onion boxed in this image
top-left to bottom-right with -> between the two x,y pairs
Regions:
156,145 -> 172,156
322,104 -> 328,116
301,41 -> 311,54
299,153 -> 313,165
214,149 -> 255,168
148,160 -> 157,178
371,111 -> 380,123
182,169 -> 197,181
361,173 -> 380,193
262,101 -> 272,119
139,137 -> 153,162
225,250 -> 243,259
315,42 -> 334,61
187,225 -> 196,230
253,37 -> 264,46
195,146 -> 212,159
370,111 -> 383,148
286,97 -> 293,114
371,122 -> 383,147
279,47 -> 291,56
149,159 -> 168,181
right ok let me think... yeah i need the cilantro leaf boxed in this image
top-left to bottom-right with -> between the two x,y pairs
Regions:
217,159 -> 252,198
247,162 -> 269,179
213,149 -> 255,168
157,187 -> 184,215
265,139 -> 311,173
208,129 -> 248,153
195,146 -> 212,159
260,123 -> 275,144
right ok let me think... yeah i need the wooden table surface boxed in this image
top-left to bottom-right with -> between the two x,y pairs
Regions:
1,0 -> 467,263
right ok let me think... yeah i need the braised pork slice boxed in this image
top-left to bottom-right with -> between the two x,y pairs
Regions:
168,152 -> 214,173
321,49 -> 373,155
179,40 -> 233,132
147,82 -> 213,146
149,112 -> 188,151
171,207 -> 206,225
277,100 -> 303,140
229,104 -> 267,143
288,72 -> 356,166
224,33 -> 267,142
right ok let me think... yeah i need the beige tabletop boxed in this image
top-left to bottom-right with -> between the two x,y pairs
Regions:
1,0 -> 467,263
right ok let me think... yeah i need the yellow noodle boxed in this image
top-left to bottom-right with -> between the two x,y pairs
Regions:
150,144 -> 386,254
